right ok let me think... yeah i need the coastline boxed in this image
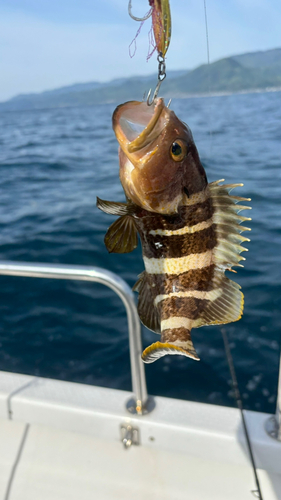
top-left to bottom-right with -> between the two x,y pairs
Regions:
162,86 -> 281,100
0,86 -> 281,113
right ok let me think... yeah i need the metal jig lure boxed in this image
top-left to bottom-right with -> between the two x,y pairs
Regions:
128,0 -> 172,105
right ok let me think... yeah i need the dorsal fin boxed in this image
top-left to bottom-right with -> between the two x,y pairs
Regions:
133,272 -> 160,333
104,216 -> 138,253
191,180 -> 251,328
194,272 -> 244,327
209,180 -> 251,272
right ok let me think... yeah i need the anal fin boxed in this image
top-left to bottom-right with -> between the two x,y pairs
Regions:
133,272 -> 160,333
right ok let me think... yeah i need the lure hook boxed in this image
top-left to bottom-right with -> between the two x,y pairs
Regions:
128,0 -> 152,22
147,52 -> 166,106
147,79 -> 164,106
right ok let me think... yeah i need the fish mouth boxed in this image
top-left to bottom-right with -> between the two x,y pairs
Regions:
112,98 -> 166,154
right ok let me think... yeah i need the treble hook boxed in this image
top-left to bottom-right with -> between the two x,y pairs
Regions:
146,80 -> 163,106
128,0 -> 152,22
147,52 -> 167,105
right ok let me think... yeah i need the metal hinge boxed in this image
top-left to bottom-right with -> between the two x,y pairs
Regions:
120,423 -> 140,449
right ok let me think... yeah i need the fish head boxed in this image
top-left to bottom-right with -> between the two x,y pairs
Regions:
112,98 -> 207,214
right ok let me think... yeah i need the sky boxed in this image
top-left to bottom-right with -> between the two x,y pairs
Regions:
0,0 -> 280,101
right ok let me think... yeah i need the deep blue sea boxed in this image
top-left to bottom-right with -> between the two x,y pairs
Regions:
0,91 -> 280,413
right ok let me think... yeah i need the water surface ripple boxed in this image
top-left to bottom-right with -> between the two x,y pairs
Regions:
0,92 -> 280,413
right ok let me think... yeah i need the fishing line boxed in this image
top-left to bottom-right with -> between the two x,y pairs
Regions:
203,0 -> 213,159
203,0 -> 210,67
221,328 -> 264,500
208,2 -> 262,496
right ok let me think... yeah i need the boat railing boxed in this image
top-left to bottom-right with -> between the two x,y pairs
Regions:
0,260 -> 280,435
0,260 -> 154,416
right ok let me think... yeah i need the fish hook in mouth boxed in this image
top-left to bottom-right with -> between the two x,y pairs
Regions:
113,98 -> 166,154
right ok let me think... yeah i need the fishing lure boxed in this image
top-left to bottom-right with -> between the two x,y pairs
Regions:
97,98 -> 251,363
129,0 -> 171,103
129,0 -> 171,57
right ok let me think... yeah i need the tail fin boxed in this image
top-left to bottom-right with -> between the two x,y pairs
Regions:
142,327 -> 199,364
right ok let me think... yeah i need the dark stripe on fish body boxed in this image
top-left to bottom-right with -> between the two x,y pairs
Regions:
159,296 -> 210,320
180,199 -> 214,226
161,327 -> 192,343
184,198 -> 214,225
151,265 -> 216,295
134,197 -> 214,233
141,225 -> 217,259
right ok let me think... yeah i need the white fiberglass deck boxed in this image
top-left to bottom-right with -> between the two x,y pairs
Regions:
0,371 -> 280,500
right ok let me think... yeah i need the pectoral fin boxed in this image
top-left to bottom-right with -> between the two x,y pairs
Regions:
97,197 -> 135,216
104,215 -> 138,253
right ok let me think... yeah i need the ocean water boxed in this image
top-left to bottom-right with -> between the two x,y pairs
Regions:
0,91 -> 280,413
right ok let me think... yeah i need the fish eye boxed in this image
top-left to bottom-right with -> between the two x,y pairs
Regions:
170,140 -> 188,162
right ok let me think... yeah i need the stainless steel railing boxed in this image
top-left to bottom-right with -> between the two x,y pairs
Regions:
0,261 -> 153,415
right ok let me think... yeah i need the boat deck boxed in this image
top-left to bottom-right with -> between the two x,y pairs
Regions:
0,371 -> 280,500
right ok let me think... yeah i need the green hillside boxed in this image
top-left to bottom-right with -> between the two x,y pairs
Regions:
1,48 -> 280,111
164,55 -> 281,95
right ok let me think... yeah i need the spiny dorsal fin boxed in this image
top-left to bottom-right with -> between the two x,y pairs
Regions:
209,180 -> 251,272
96,197 -> 134,216
191,179 -> 250,329
133,272 -> 160,333
104,216 -> 138,253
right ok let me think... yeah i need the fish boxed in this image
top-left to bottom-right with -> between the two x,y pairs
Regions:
97,98 -> 251,363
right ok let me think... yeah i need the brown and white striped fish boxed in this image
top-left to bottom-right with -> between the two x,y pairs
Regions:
97,98 -> 251,363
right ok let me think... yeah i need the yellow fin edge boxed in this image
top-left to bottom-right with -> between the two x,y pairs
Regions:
142,341 -> 200,364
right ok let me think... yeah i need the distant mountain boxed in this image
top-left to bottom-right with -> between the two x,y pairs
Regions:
1,48 -> 280,111
233,48 -> 281,71
163,51 -> 281,95
0,69 -> 188,112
